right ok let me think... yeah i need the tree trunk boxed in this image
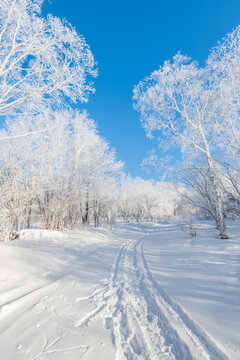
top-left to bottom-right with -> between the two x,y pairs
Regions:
197,125 -> 228,239
82,200 -> 89,224
201,132 -> 228,239
27,204 -> 32,229
207,164 -> 228,239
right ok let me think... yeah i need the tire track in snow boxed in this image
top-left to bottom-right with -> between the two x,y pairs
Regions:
67,235 -> 189,359
136,234 -> 229,360
105,240 -> 154,360
106,237 -> 185,360
99,230 -> 229,359
15,228 -> 230,360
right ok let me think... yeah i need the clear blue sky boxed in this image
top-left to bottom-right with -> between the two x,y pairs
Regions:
43,0 -> 240,180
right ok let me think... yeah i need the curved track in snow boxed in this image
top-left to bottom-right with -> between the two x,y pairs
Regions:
14,230 -> 229,360
96,233 -> 228,360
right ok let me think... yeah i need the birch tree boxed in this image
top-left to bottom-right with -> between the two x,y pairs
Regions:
133,53 -> 228,238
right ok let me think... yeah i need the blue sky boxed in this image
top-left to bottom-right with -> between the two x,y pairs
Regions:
43,0 -> 240,180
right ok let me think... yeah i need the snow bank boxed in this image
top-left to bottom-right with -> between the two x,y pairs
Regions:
19,229 -> 68,243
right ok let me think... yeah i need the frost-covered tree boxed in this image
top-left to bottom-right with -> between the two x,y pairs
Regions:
0,108 -> 122,239
207,26 -> 240,167
117,176 -> 181,223
0,0 -> 96,117
77,128 -> 123,226
133,52 -> 228,238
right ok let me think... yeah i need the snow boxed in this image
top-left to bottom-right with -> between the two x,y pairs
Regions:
0,222 -> 239,359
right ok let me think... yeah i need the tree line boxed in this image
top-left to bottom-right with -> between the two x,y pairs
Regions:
0,0 -> 181,241
1,0 -> 240,240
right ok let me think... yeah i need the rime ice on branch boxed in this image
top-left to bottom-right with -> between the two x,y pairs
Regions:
133,26 -> 240,238
0,0 -> 97,116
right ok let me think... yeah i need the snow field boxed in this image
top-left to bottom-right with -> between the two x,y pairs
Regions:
0,222 -> 239,359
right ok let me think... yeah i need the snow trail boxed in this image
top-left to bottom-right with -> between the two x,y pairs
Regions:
104,235 -> 193,359
6,226 -> 231,359
64,229 -> 229,359
135,235 -> 228,360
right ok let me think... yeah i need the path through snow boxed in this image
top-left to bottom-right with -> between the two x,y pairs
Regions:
0,223 -> 239,359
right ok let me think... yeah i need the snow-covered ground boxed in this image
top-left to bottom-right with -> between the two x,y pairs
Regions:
0,222 -> 239,360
